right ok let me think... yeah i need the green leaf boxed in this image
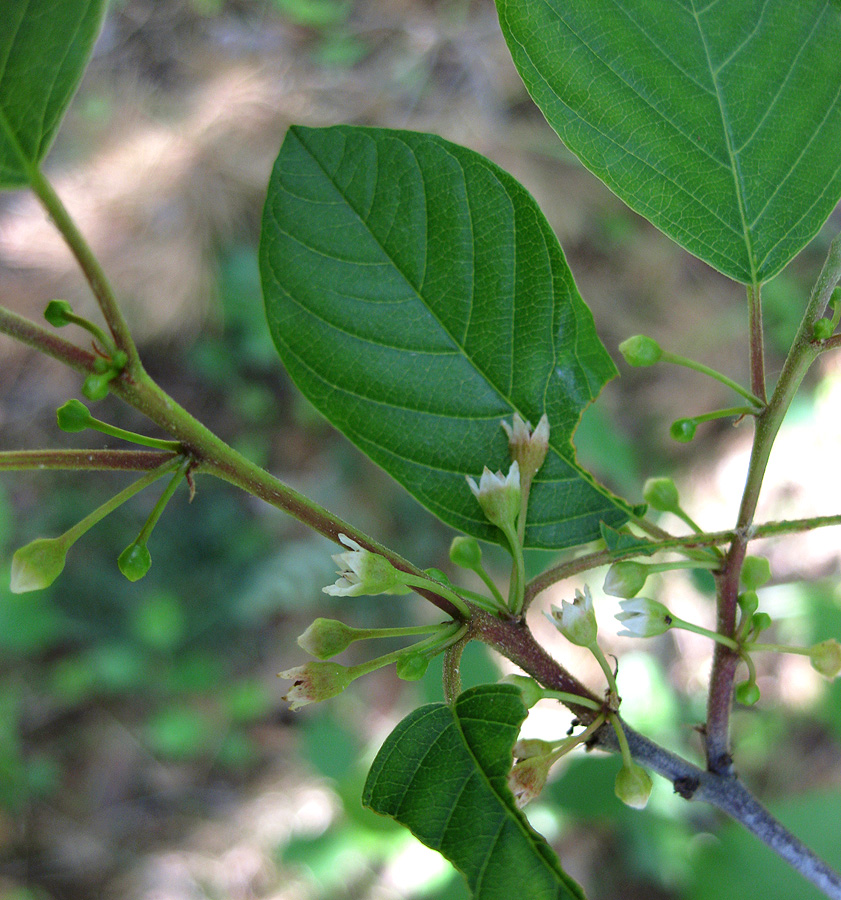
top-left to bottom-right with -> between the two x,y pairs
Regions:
0,0 -> 106,188
260,125 -> 630,549
496,0 -> 841,284
599,522 -> 656,556
362,684 -> 586,900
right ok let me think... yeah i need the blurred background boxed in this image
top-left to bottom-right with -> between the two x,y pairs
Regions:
1,1 -> 841,898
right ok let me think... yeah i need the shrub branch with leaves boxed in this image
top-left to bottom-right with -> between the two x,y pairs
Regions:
3,1 -> 841,898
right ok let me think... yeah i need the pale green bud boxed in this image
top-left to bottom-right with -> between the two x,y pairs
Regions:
670,418 -> 697,442
603,561 -> 648,598
740,556 -> 771,589
44,299 -> 74,327
614,763 -> 652,809
118,543 -> 151,582
297,618 -> 356,659
56,399 -> 93,433
809,639 -> 841,680
735,680 -> 761,706
618,335 -> 662,367
737,591 -> 759,620
750,612 -> 773,636
449,535 -> 483,570
10,537 -> 67,593
500,674 -> 544,708
642,477 -> 680,513
396,652 -> 429,681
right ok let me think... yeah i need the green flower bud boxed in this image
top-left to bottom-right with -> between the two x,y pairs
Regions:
737,590 -> 759,620
809,639 -> 841,680
10,537 -> 68,593
642,477 -> 680,513
603,561 -> 648,599
44,299 -> 74,327
750,612 -> 773,636
614,763 -> 653,809
396,652 -> 430,681
499,674 -> 544,708
82,372 -> 114,401
279,661 -> 353,710
297,618 -> 356,659
618,335 -> 662,367
56,399 -> 93,433
741,556 -> 771,589
735,680 -> 761,706
111,350 -> 128,370
670,418 -> 697,442
813,318 -> 834,340
118,542 -> 152,582
449,535 -> 483,570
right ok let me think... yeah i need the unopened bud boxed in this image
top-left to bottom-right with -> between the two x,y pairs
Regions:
809,639 -> 841,680
10,537 -> 68,593
44,300 -> 74,327
56,399 -> 93,433
642,477 -> 680,513
618,335 -> 662,367
82,372 -> 114,401
279,662 -> 353,710
740,557 -> 771,590
500,674 -> 544,708
614,763 -> 652,809
735,680 -> 761,706
396,652 -> 429,681
670,418 -> 697,442
118,543 -> 152,582
603,561 -> 648,599
449,535 -> 483,570
297,618 -> 356,659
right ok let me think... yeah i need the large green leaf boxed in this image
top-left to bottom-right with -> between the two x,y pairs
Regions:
362,684 -> 586,900
0,0 -> 106,188
496,0 -> 841,284
260,125 -> 630,549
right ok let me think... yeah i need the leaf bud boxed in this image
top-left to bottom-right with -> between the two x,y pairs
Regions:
809,639 -> 841,680
642,477 -> 680,513
603,561 -> 648,598
499,674 -> 544,708
56,399 -> 93,433
735,680 -> 760,706
449,535 -> 483,570
614,763 -> 652,809
740,556 -> 771,589
670,418 -> 697,442
118,542 -> 152,582
395,652 -> 430,681
618,335 -> 662,367
10,537 -> 68,593
44,299 -> 74,327
297,618 -> 356,659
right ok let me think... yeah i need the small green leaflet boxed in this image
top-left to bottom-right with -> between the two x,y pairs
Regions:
363,684 -> 587,900
0,0 -> 106,188
260,125 -> 631,550
496,0 -> 841,284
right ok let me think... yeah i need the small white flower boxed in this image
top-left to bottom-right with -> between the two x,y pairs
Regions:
615,597 -> 673,638
323,534 -> 410,597
546,585 -> 597,647
466,461 -> 521,530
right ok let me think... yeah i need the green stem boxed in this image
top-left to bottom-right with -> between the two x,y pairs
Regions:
25,166 -> 139,365
133,459 -> 190,546
690,405 -> 757,424
62,457 -> 183,546
746,642 -> 811,656
609,713 -> 635,770
747,282 -> 768,404
353,622 -> 455,642
547,713 -> 607,763
501,520 -> 526,616
589,641 -> 619,704
670,615 -> 739,651
403,573 -> 471,617
541,690 -> 602,711
83,416 -> 183,453
660,350 -> 764,407
60,310 -> 116,356
0,305 -> 98,375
